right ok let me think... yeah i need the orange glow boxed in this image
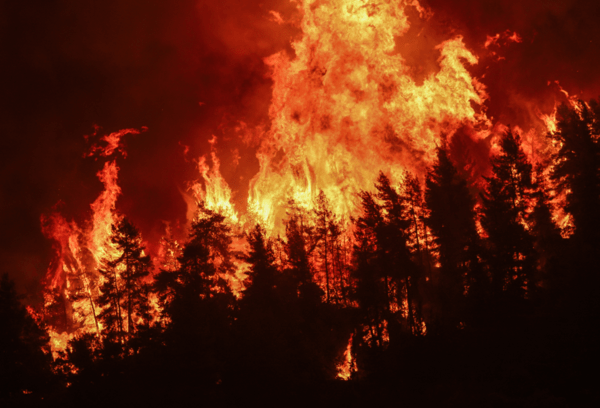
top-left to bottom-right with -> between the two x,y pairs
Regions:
41,128 -> 146,354
245,0 -> 488,233
191,136 -> 239,224
337,334 -> 355,380
37,0 -> 585,367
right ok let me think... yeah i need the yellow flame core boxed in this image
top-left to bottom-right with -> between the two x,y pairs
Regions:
43,158 -> 126,355
90,161 -> 123,263
337,334 -> 355,380
192,137 -> 239,224
247,0 -> 487,232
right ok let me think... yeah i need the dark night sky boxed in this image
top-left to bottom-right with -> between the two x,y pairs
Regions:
2,0 -> 600,297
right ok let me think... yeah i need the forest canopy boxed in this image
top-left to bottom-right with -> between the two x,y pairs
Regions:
2,101 -> 600,406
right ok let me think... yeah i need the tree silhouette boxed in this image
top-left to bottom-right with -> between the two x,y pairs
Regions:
97,217 -> 152,343
0,273 -> 53,399
479,130 -> 536,311
154,204 -> 236,388
313,191 -> 334,303
529,165 -> 564,304
551,101 -> 600,247
551,100 -> 600,322
351,172 -> 427,378
425,147 -> 484,330
374,172 -> 423,334
232,224 -> 290,384
312,191 -> 352,306
240,224 -> 279,307
352,189 -> 393,351
283,201 -> 323,305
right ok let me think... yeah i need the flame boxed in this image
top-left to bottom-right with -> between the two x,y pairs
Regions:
40,212 -> 82,291
485,30 -> 522,49
37,0 -> 585,371
191,136 -> 239,223
337,334 -> 355,380
537,81 -> 581,137
157,224 -> 183,272
246,0 -> 488,232
539,106 -> 558,134
40,128 -> 145,354
84,126 -> 147,158
89,160 -> 123,263
534,87 -> 585,237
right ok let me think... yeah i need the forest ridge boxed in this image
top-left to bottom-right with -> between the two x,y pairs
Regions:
2,100 -> 600,406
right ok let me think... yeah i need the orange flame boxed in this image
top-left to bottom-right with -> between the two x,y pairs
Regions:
190,135 -> 239,223
247,0 -> 489,232
337,334 -> 355,380
41,127 -> 145,354
84,126 -> 147,158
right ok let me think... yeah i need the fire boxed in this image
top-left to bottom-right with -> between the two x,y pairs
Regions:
337,334 -> 355,380
539,106 -> 558,134
41,127 -> 145,354
247,0 -> 488,232
485,30 -> 523,50
191,135 -> 239,224
36,0 -> 505,360
84,126 -> 147,158
35,0 -> 585,378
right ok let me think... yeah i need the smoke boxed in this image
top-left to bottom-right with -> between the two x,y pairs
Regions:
2,0 -> 600,296
423,0 -> 600,127
0,0 -> 298,295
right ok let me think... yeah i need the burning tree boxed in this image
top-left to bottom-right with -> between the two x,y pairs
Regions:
16,0 -> 600,405
97,217 -> 153,343
425,147 -> 484,331
551,101 -> 600,247
479,130 -> 537,306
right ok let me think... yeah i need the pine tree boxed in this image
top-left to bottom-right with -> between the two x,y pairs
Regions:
479,130 -> 536,305
352,189 -> 392,350
351,171 -> 424,360
373,172 -> 423,334
154,203 -> 235,323
154,204 -> 237,387
97,217 -> 152,342
283,200 -> 323,305
550,100 -> 600,317
188,204 -> 237,277
351,173 -> 429,379
242,224 -> 279,307
234,224 -> 294,382
425,147 -> 483,330
0,274 -> 52,398
551,101 -> 600,247
401,172 -> 432,273
313,190 -> 335,303
529,165 -> 563,302
312,191 -> 352,306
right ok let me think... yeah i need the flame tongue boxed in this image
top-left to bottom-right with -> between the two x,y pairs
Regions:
247,0 -> 488,231
41,128 -> 145,354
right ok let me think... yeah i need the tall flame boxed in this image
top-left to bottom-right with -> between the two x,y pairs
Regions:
191,135 -> 239,223
38,0 -> 582,365
41,127 -> 143,354
247,0 -> 488,231
88,160 -> 123,263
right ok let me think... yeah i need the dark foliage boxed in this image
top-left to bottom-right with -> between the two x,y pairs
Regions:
6,105 -> 600,406
425,147 -> 484,330
551,101 -> 600,247
0,273 -> 53,402
479,130 -> 537,318
97,217 -> 152,344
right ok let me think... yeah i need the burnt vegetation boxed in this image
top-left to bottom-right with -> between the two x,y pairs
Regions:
3,101 -> 600,407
